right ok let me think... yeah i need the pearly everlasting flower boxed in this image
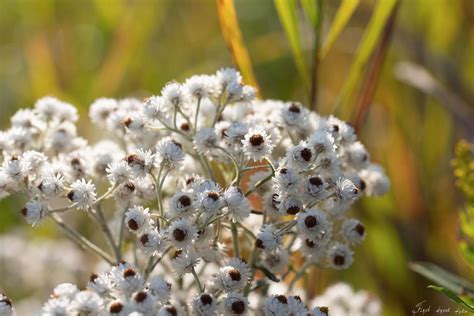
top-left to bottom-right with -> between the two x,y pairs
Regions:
106,300 -> 129,316
192,293 -> 218,315
156,138 -> 185,170
280,102 -> 308,128
138,228 -> 164,254
171,250 -> 200,277
194,128 -> 217,154
161,82 -> 191,109
242,128 -> 273,161
336,177 -> 359,201
359,164 -> 390,196
89,98 -> 117,125
67,178 -> 97,209
42,297 -> 70,315
273,167 -> 300,195
70,291 -> 104,314
211,258 -> 250,292
263,294 -> 290,316
185,75 -> 214,100
297,209 -> 332,244
342,219 -> 366,244
287,142 -> 315,170
0,294 -> 13,316
110,263 -> 144,294
1,156 -> 27,180
168,191 -> 195,217
126,149 -> 155,179
131,290 -> 157,314
326,242 -> 353,270
53,283 -> 79,299
125,205 -> 151,234
87,272 -> 112,296
106,160 -> 131,184
149,276 -> 172,303
255,224 -> 282,252
21,199 -> 47,226
220,292 -> 249,315
261,249 -> 289,274
167,218 -> 198,249
224,186 -> 250,221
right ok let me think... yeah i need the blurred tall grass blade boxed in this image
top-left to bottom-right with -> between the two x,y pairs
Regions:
410,262 -> 474,296
216,0 -> 261,95
301,0 -> 323,111
319,0 -> 360,59
351,1 -> 399,131
335,0 -> 398,117
395,62 -> 474,137
274,0 -> 310,90
428,286 -> 474,313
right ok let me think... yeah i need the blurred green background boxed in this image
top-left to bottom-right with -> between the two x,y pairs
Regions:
1,0 -> 473,315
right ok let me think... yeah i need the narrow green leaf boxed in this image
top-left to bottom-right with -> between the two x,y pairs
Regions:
216,0 -> 261,95
410,262 -> 474,296
335,0 -> 398,116
255,264 -> 280,282
320,0 -> 360,59
428,286 -> 474,313
274,0 -> 310,88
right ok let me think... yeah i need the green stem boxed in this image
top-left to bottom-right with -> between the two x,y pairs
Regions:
192,268 -> 204,293
231,222 -> 240,258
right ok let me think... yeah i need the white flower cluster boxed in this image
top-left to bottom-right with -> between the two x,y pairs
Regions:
0,68 -> 389,315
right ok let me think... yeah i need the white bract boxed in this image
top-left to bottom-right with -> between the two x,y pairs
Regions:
0,68 -> 388,314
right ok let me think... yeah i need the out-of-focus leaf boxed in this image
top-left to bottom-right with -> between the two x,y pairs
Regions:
351,1 -> 399,131
428,286 -> 474,312
300,0 -> 318,29
274,0 -> 310,88
410,262 -> 474,296
335,0 -> 398,117
216,0 -> 261,94
320,0 -> 360,59
255,264 -> 280,282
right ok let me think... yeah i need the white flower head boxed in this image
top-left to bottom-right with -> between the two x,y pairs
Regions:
110,263 -> 144,294
171,250 -> 200,277
224,186 -> 250,221
131,290 -> 157,314
263,294 -> 289,316
168,191 -> 195,218
167,218 -> 198,249
192,293 -> 218,315
242,128 -> 273,161
220,292 -> 249,315
194,128 -> 217,154
161,82 -> 191,109
126,149 -> 155,179
67,178 -> 97,209
0,294 -> 13,316
336,177 -> 359,201
89,98 -> 117,125
211,258 -> 250,292
87,272 -> 112,296
326,242 -> 353,270
287,142 -> 315,170
273,167 -> 300,195
70,290 -> 103,314
296,209 -> 332,244
342,218 -> 366,244
255,224 -> 282,252
21,199 -> 47,226
106,160 -> 131,184
138,228 -> 164,254
125,205 -> 151,234
53,283 -> 79,299
156,138 -> 185,170
149,275 -> 172,303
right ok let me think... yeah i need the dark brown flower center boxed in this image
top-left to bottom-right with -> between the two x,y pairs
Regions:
287,205 -> 300,215
67,190 -> 75,201
173,228 -> 187,241
122,117 -> 132,127
334,254 -> 345,266
255,239 -> 265,249
228,268 -> 241,281
134,291 -> 148,303
123,268 -> 136,278
249,134 -> 264,146
231,300 -> 245,314
165,306 -> 177,315
304,215 -> 317,228
200,294 -> 213,305
355,223 -> 365,236
279,168 -> 288,174
300,148 -> 312,161
359,179 -> 366,191
20,207 -> 28,216
178,195 -> 191,207
309,176 -> 323,186
171,140 -> 182,149
89,273 -> 99,283
305,239 -> 315,248
207,192 -> 219,201
180,122 -> 190,131
109,302 -> 123,313
140,234 -> 149,245
288,103 -> 301,113
127,154 -> 143,166
127,219 -> 139,230
276,295 -> 288,304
